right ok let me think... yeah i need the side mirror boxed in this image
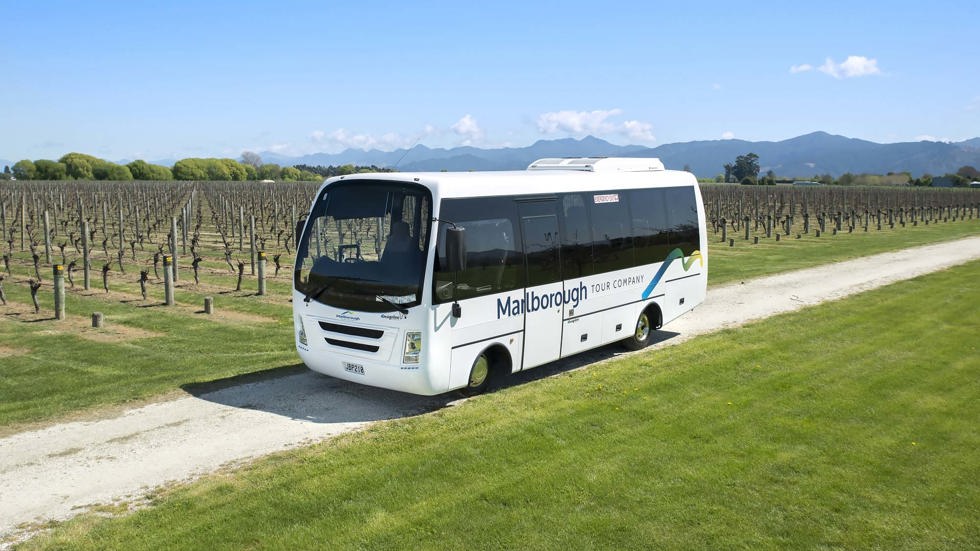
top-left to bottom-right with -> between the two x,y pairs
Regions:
445,227 -> 467,273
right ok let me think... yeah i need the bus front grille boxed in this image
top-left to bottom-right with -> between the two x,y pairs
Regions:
319,321 -> 384,339
324,338 -> 381,353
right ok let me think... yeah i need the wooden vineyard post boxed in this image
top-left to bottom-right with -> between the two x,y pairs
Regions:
291,204 -> 297,250
170,217 -> 179,282
204,296 -> 214,315
118,205 -> 125,251
82,220 -> 91,290
257,251 -> 267,296
720,218 -> 727,243
43,210 -> 52,264
53,264 -> 65,320
92,312 -> 104,328
239,205 -> 245,252
249,215 -> 256,275
163,254 -> 175,306
743,216 -> 750,241
20,195 -> 26,251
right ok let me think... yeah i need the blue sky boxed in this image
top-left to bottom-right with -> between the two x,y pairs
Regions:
2,0 -> 978,163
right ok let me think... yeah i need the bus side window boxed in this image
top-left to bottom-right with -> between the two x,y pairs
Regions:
434,197 -> 523,303
589,192 -> 634,273
560,193 -> 594,278
663,187 -> 700,255
630,188 -> 671,264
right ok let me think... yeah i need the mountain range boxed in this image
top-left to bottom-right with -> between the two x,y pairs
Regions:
4,132 -> 979,179
260,132 -> 980,178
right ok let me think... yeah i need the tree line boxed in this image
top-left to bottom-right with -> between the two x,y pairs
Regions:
0,152 -> 394,182
711,153 -> 979,187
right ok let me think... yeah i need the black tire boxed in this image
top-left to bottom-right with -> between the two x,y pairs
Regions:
622,310 -> 653,351
460,351 -> 492,396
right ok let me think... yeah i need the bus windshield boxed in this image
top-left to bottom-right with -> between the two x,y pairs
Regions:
295,181 -> 431,312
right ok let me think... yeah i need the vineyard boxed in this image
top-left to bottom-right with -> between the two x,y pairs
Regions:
0,180 -> 977,319
700,184 -> 978,243
0,180 -> 317,315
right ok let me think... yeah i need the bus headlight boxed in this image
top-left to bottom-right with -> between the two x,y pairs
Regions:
403,332 -> 422,364
296,316 -> 308,346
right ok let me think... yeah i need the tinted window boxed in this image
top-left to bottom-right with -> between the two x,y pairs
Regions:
522,215 -> 560,286
434,197 -> 523,303
560,193 -> 594,278
629,188 -> 672,264
664,186 -> 700,255
588,192 -> 634,273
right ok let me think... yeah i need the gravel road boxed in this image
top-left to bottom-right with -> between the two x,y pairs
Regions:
2,236 -> 978,543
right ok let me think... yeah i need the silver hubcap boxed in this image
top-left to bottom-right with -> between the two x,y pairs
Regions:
469,355 -> 489,387
635,313 -> 650,342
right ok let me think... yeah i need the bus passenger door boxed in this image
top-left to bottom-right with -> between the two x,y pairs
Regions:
518,201 -> 563,369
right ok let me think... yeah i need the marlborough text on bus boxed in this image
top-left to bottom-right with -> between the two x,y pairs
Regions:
496,282 -> 589,319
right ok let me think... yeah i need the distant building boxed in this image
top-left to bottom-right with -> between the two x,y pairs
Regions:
931,176 -> 956,187
792,180 -> 822,186
970,181 -> 980,189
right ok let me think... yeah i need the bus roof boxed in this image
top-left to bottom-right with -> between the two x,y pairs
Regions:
323,158 -> 694,200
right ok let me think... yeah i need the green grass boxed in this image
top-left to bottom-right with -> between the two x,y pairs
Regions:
23,261 -> 980,550
0,278 -> 297,430
707,217 -> 979,285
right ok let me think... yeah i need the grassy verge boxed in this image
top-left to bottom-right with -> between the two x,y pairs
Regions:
24,261 -> 980,550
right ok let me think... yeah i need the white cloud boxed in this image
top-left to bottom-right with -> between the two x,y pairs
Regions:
622,120 -> 655,142
451,114 -> 483,145
818,56 -> 881,79
914,135 -> 952,143
536,109 -> 655,144
789,64 -> 813,74
721,131 -> 735,140
712,83 -> 722,90
321,129 -> 414,151
310,130 -> 326,142
537,109 -> 623,134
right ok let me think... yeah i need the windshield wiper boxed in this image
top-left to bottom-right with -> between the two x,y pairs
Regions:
303,283 -> 331,303
376,295 -> 409,315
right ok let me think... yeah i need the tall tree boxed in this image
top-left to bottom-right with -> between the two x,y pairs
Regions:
956,165 -> 980,180
240,151 -> 262,168
12,160 -> 37,180
732,153 -> 760,183
34,159 -> 68,180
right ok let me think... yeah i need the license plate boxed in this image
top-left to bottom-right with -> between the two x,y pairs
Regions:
344,362 -> 365,375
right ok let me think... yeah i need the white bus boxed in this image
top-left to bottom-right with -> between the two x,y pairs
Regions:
293,157 -> 707,395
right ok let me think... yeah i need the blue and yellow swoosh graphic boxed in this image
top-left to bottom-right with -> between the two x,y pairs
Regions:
641,248 -> 704,299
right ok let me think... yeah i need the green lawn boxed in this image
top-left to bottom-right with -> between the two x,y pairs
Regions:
23,261 -> 980,550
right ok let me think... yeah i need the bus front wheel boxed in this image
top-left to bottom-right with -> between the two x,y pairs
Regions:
622,311 -> 653,351
461,352 -> 491,396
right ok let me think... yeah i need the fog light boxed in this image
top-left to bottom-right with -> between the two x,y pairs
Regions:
403,331 -> 422,364
296,316 -> 308,346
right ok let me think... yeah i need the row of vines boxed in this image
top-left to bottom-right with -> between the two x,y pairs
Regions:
0,180 -> 317,310
0,180 -> 977,313
699,184 -> 978,241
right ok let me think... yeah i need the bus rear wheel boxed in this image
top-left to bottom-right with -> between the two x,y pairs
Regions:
461,352 -> 491,396
622,311 -> 652,351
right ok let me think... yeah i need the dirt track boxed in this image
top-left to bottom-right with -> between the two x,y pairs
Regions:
2,236 -> 979,544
